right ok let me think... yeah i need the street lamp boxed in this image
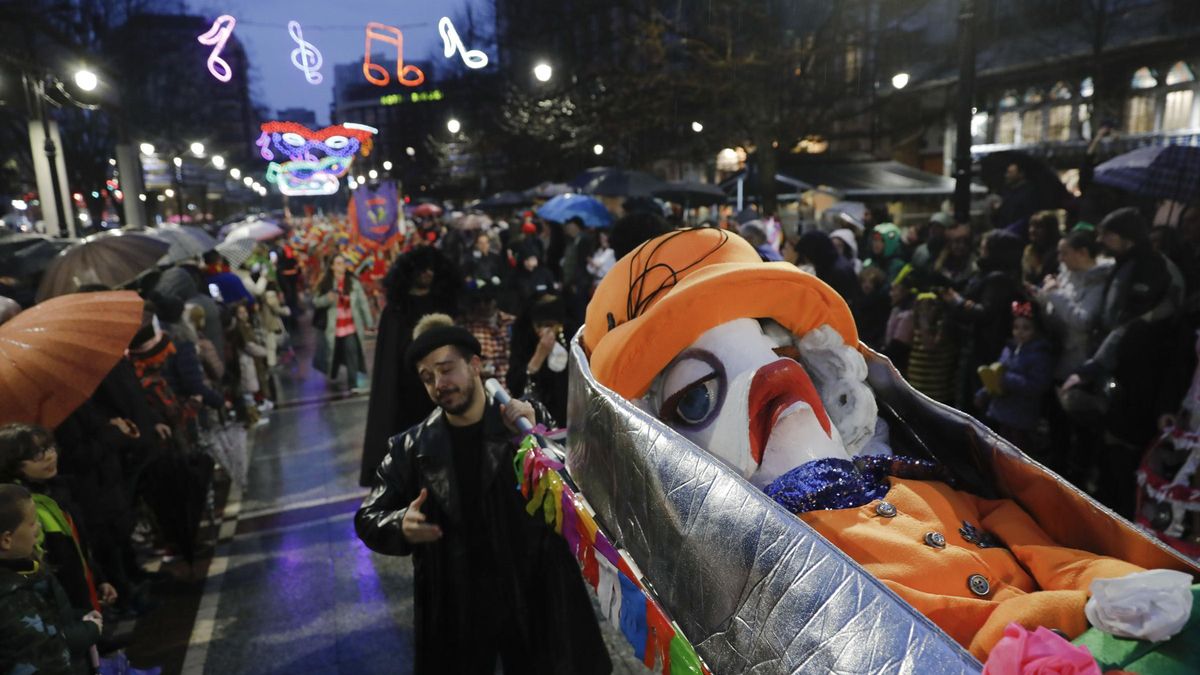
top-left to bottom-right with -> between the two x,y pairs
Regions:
405,146 -> 416,157
73,69 -> 98,92
230,168 -> 241,180
368,169 -> 378,180
164,188 -> 175,197
139,142 -> 155,155
593,144 -> 604,156
172,156 -> 183,168
447,118 -> 461,134
533,62 -> 552,83
211,154 -> 225,169
242,176 -> 253,187
891,72 -> 910,90
382,160 -> 392,171
691,121 -> 704,133
189,141 -> 205,156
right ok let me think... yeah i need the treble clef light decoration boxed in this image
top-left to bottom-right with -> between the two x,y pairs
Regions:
288,20 -> 323,85
438,17 -> 488,69
197,14 -> 237,83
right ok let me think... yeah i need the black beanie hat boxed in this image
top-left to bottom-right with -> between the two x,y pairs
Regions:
405,322 -> 482,371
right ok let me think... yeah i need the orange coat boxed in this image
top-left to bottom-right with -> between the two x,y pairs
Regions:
798,477 -> 1143,660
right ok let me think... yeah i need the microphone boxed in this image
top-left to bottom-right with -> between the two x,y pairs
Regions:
484,378 -> 534,434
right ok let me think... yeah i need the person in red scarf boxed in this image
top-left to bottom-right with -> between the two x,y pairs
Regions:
312,255 -> 375,393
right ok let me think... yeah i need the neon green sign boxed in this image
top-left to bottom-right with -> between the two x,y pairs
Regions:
380,89 -> 444,106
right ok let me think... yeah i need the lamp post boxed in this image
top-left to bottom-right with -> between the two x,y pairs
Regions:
953,0 -> 977,225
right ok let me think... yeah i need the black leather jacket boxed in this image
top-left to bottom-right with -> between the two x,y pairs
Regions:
355,399 -> 610,674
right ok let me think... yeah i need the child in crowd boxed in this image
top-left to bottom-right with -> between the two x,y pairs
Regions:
883,273 -> 916,376
0,483 -> 102,674
976,301 -> 1055,451
855,266 -> 891,348
0,424 -> 117,615
228,303 -> 271,427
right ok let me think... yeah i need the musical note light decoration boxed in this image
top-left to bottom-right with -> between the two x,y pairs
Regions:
256,121 -> 377,196
438,17 -> 488,69
288,21 -> 323,85
197,15 -> 237,83
362,22 -> 425,87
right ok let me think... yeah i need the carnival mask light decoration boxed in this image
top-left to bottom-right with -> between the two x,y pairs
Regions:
256,121 -> 377,196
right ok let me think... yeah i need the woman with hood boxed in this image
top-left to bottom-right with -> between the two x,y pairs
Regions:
797,230 -> 860,310
940,230 -> 1026,414
865,223 -> 907,281
1032,229 -> 1110,380
360,247 -> 460,486
829,228 -> 863,274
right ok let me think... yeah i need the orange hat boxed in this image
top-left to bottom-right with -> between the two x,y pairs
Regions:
583,228 -> 858,400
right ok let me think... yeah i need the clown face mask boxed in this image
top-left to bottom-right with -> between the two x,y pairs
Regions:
644,318 -> 879,488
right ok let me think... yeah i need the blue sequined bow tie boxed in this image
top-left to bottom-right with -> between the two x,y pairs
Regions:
764,455 -> 951,514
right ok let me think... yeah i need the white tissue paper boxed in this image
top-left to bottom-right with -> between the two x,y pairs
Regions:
1084,569 -> 1194,642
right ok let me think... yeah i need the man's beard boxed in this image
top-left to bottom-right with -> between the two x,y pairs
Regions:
439,377 -> 479,416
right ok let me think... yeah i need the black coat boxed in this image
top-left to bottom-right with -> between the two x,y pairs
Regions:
360,292 -> 456,486
355,401 -> 610,675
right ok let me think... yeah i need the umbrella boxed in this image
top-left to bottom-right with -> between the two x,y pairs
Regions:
524,182 -> 572,199
151,225 -> 218,264
653,181 -> 726,206
980,150 -> 1068,206
580,169 -> 667,198
36,230 -> 170,301
568,166 -> 615,189
224,220 -> 284,242
411,203 -> 444,218
0,234 -> 73,278
216,237 -> 258,270
536,193 -> 613,228
0,290 -> 144,428
820,201 -> 867,232
1093,144 -> 1200,202
474,191 -> 531,211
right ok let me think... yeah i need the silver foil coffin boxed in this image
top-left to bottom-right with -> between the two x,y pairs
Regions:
566,336 -> 1199,674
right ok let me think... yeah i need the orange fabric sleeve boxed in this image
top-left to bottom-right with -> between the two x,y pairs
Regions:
975,496 -> 1145,591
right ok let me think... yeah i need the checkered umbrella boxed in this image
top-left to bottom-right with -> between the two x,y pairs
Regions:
216,236 -> 258,269
1094,144 -> 1200,202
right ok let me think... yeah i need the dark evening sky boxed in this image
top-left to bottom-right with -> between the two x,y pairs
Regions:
188,0 -> 485,125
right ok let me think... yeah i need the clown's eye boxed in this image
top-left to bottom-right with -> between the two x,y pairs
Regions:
282,133 -> 306,147
662,374 -> 720,427
325,135 -> 349,149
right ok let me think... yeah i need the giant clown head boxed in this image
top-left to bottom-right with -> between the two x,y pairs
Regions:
256,121 -> 377,196
583,228 -> 879,489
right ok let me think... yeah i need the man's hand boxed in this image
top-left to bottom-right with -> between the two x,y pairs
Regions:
1061,374 -> 1082,392
500,399 -> 536,434
97,582 -> 118,606
402,488 -> 442,544
109,418 -> 140,439
940,288 -> 963,306
155,423 -> 172,440
82,610 -> 103,633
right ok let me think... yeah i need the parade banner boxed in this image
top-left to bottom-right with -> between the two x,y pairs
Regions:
351,180 -> 400,250
515,434 -> 709,675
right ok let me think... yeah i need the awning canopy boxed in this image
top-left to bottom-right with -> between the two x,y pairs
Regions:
722,161 -> 984,200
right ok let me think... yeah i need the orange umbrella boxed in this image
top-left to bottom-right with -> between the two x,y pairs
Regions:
0,291 -> 144,429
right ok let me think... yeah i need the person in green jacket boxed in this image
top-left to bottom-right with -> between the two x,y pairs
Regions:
866,222 -> 908,282
0,483 -> 102,675
312,254 -> 376,393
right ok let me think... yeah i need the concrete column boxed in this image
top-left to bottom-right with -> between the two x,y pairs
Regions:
115,143 -> 147,229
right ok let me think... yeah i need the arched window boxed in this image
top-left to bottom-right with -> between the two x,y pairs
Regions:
1080,77 -> 1094,98
1165,61 -> 1195,86
1023,88 -> 1043,105
1131,67 -> 1158,90
1050,82 -> 1072,100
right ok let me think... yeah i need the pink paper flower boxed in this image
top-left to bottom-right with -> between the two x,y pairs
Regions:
983,623 -> 1101,675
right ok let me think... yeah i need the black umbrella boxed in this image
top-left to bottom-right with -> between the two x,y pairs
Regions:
36,230 -> 170,301
653,180 -> 726,206
568,166 -> 615,189
979,150 -> 1068,206
474,191 -> 532,211
582,169 -> 667,198
0,234 -> 73,278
